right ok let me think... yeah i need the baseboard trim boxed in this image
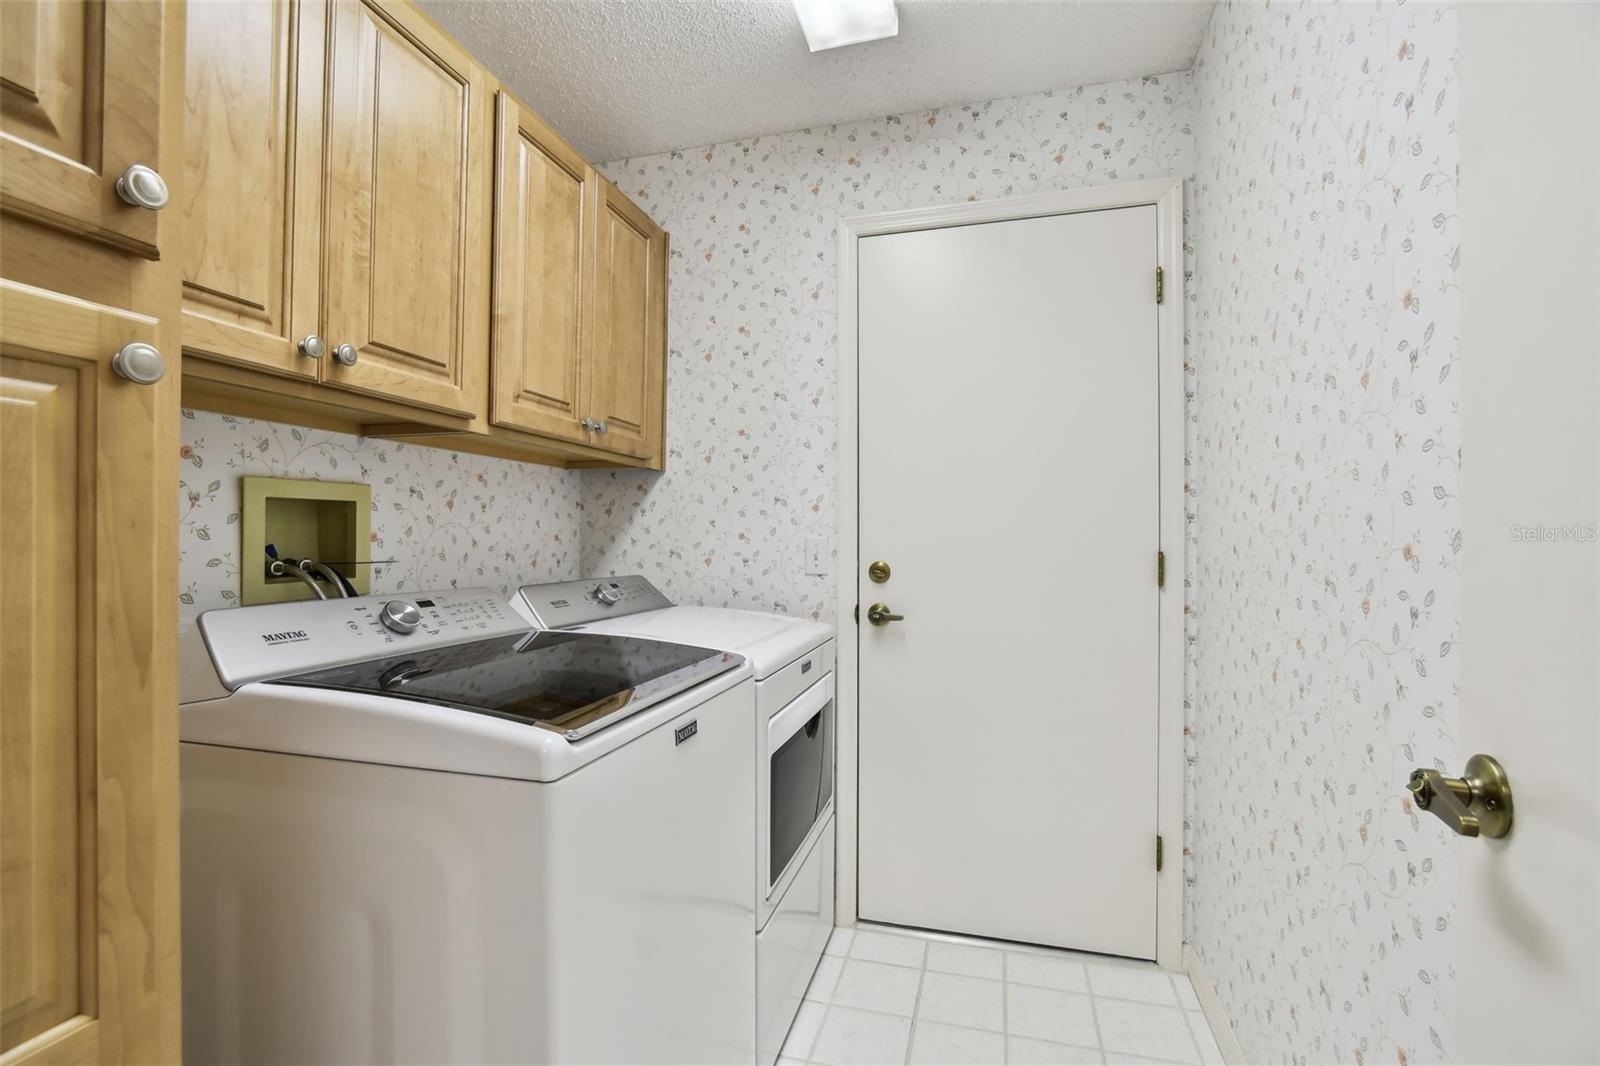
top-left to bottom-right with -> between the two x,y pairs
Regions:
1184,944 -> 1248,1066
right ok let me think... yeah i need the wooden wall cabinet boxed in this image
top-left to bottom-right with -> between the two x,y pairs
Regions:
588,179 -> 667,466
320,0 -> 488,419
176,0 -> 670,469
474,94 -> 667,469
490,91 -> 595,445
179,0 -> 488,428
0,0 -> 166,258
180,0 -> 324,382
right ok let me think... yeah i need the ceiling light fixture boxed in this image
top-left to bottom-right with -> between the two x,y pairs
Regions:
792,0 -> 899,53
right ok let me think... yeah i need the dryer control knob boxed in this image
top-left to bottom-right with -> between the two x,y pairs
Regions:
594,583 -> 622,606
380,600 -> 422,634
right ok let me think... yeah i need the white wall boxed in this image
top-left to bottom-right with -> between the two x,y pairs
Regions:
1187,2 -> 1462,1063
585,74 -> 1196,622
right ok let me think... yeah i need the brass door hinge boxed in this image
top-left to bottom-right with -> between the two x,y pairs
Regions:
1155,266 -> 1165,305
1155,834 -> 1165,872
1157,550 -> 1166,588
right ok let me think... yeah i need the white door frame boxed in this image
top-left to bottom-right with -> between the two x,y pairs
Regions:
835,177 -> 1187,969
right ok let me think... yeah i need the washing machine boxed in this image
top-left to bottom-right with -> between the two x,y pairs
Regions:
513,576 -> 836,1066
179,587 -> 757,1065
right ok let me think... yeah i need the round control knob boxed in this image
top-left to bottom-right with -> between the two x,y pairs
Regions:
379,599 -> 422,634
298,334 -> 326,360
594,583 -> 622,606
332,343 -> 358,367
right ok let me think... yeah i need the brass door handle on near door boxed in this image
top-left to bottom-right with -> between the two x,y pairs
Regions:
866,603 -> 904,626
1407,754 -> 1514,838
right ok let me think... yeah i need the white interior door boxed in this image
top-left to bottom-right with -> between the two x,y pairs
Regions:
1456,3 -> 1599,1061
856,206 -> 1160,959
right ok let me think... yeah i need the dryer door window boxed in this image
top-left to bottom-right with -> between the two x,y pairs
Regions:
769,686 -> 833,886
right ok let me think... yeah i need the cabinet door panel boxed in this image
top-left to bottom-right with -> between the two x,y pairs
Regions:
179,0 -> 324,380
491,91 -> 592,443
0,355 -> 82,1057
322,0 -> 486,418
0,279 -> 177,1066
590,182 -> 666,464
0,0 -> 164,257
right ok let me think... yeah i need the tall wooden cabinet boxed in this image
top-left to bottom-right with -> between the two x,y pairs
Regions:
0,283 -> 180,1066
0,4 -> 184,1066
0,1 -> 165,258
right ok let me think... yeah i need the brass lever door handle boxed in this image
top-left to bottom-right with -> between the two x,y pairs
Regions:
1406,754 -> 1513,838
866,602 -> 904,626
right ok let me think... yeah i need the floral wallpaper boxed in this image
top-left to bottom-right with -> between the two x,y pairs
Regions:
177,409 -> 581,630
586,73 -> 1195,621
1185,3 -> 1462,1065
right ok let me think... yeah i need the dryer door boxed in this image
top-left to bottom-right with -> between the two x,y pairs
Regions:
766,675 -> 835,891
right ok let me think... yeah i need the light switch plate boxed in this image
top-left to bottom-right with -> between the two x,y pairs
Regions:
805,535 -> 827,576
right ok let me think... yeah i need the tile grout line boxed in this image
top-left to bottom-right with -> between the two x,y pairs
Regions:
1001,952 -> 1012,1066
902,950 -> 928,1066
811,983 -> 1190,1031
1084,969 -> 1108,1061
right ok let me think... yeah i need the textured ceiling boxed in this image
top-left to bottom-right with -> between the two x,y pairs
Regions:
418,0 -> 1215,162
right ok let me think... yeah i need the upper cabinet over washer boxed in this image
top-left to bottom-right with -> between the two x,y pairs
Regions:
0,0 -> 167,258
589,180 -> 667,466
180,0 -> 488,426
320,0 -> 488,419
175,0 -> 668,469
491,90 -> 596,446
181,0 -> 325,382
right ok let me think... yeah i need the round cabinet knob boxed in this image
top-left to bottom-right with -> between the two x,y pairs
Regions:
298,334 -> 326,360
379,599 -> 422,635
114,164 -> 169,210
110,341 -> 165,385
594,584 -> 622,606
332,343 -> 358,367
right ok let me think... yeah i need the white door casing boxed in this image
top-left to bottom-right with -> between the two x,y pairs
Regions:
1457,3 -> 1599,1062
836,179 -> 1186,967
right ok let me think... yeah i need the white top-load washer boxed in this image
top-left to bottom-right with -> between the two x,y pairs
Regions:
513,576 -> 836,1066
180,587 -> 757,1065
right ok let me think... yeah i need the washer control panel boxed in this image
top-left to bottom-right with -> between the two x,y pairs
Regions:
199,588 -> 527,690
514,575 -> 674,629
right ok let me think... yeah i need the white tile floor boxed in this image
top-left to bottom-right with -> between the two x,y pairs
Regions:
780,924 -> 1225,1066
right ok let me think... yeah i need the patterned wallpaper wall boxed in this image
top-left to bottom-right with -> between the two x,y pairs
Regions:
1186,3 -> 1462,1064
177,409 -> 581,629
585,73 -> 1195,621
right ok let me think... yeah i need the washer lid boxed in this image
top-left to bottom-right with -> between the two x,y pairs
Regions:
573,606 -> 833,681
272,630 -> 742,741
